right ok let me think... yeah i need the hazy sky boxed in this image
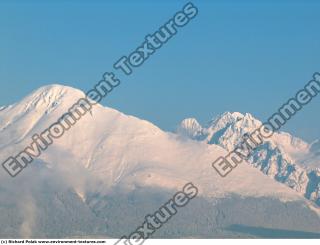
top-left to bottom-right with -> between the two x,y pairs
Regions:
0,0 -> 319,142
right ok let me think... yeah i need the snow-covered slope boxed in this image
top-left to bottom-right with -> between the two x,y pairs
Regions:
178,112 -> 320,205
0,85 -> 320,238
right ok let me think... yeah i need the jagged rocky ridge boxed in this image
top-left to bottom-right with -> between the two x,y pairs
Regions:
178,112 -> 320,205
1,85 -> 320,238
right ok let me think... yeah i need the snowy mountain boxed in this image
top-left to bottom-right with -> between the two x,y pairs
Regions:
178,112 -> 320,205
0,85 -> 320,238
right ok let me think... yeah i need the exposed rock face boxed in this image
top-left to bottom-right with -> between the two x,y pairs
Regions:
178,112 -> 320,205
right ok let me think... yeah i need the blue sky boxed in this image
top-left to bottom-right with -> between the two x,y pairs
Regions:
0,0 -> 319,142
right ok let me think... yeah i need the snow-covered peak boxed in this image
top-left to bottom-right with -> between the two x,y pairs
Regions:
206,112 -> 262,137
31,83 -> 81,95
0,84 -> 85,117
0,87 -> 310,203
208,111 -> 244,128
180,111 -> 308,158
177,118 -> 203,139
180,118 -> 201,128
0,84 -> 87,137
1,84 -> 320,238
200,112 -> 262,149
22,84 -> 85,108
177,112 -> 259,143
178,111 -> 320,205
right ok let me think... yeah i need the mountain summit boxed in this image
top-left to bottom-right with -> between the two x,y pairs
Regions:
178,112 -> 320,205
0,85 -> 319,238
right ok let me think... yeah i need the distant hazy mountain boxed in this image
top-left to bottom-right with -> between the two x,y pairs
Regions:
178,112 -> 320,205
0,85 -> 319,238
